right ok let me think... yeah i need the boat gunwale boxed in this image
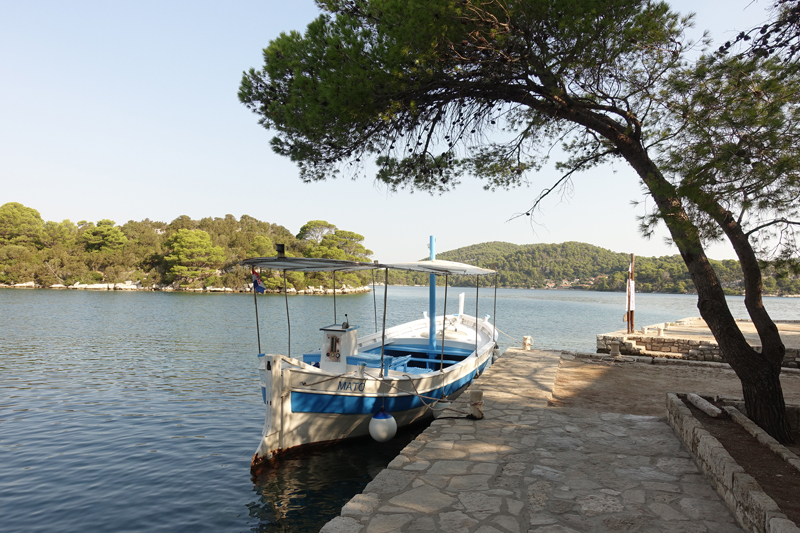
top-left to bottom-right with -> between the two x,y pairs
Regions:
278,342 -> 493,395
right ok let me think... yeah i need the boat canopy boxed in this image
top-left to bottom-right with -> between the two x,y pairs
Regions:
240,257 -> 495,275
383,260 -> 495,276
241,257 -> 377,272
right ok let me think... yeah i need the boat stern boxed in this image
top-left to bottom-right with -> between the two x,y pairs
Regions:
252,353 -> 283,469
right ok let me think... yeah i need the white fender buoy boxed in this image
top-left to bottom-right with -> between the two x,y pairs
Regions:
369,407 -> 397,443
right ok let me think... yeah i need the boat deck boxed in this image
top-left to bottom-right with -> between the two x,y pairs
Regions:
302,342 -> 474,373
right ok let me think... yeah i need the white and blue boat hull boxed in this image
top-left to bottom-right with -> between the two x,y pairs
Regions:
252,314 -> 497,466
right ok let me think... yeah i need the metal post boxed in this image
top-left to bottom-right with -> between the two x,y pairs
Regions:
333,270 -> 337,324
283,270 -> 290,356
379,268 -> 389,378
440,274 -> 448,371
475,274 -> 479,361
253,269 -> 262,354
428,235 -> 436,351
372,266 -> 378,333
493,271 -> 498,344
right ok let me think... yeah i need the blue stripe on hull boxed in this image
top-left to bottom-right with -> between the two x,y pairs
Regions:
291,370 -> 477,414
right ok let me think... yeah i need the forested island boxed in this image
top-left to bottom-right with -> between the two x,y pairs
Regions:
1,202 -> 798,295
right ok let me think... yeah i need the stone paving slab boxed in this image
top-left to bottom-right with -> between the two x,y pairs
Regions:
321,349 -> 745,533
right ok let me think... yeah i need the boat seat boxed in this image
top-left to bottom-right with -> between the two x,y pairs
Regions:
302,349 -> 462,371
404,356 -> 461,366
348,353 -> 403,370
400,366 -> 433,375
363,343 -> 474,358
388,355 -> 463,372
385,354 -> 412,369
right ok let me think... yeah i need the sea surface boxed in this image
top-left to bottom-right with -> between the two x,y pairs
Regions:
1,287 -> 797,532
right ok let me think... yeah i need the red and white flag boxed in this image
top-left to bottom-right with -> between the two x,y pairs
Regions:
252,268 -> 266,293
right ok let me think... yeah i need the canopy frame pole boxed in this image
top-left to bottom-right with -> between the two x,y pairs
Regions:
372,267 -> 378,333
254,268 -> 262,354
333,270 -> 337,324
428,236 -> 436,351
283,270 -> 290,356
475,274 -> 479,361
440,274 -> 448,371
493,271 -> 498,346
379,267 -> 389,378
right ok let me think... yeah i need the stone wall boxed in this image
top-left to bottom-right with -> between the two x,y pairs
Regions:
597,322 -> 799,369
666,393 -> 800,533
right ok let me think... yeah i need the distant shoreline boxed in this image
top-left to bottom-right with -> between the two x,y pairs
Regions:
0,281 -> 372,295
2,283 -> 799,297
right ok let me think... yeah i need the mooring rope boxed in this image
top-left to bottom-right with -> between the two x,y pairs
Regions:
298,366 -> 485,417
494,326 -> 521,343
360,371 -> 480,416
404,378 -> 478,417
358,371 -> 438,402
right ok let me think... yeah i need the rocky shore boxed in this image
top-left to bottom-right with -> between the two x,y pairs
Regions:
0,280 -> 373,294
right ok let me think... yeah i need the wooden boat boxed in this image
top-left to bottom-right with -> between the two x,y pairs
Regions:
242,245 -> 498,469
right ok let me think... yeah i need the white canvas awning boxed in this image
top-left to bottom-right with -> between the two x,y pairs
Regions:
383,260 -> 495,276
240,257 -> 377,272
240,257 -> 495,275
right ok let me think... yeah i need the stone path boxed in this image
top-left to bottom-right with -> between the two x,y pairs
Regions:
321,349 -> 745,533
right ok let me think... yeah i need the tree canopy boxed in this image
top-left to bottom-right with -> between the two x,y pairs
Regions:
0,202 -> 44,246
718,0 -> 800,60
163,229 -> 225,282
0,202 -> 381,290
656,54 -> 800,273
82,219 -> 128,252
296,220 -> 337,243
240,0 -> 684,192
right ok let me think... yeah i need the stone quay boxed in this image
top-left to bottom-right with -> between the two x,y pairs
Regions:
597,317 -> 800,368
322,348 -> 745,533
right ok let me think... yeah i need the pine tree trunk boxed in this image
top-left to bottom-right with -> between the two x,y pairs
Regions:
604,136 -> 795,444
740,355 -> 793,444
696,194 -> 794,444
697,296 -> 795,444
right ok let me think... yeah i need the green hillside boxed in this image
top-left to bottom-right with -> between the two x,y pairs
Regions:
0,203 -> 373,290
399,241 -> 799,295
1,202 -> 797,294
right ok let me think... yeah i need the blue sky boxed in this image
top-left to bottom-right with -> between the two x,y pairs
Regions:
0,1 -> 771,262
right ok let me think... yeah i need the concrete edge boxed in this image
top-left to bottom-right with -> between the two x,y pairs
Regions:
666,392 -> 800,533
596,326 -> 800,370
572,349 -> 730,367
566,350 -> 800,374
723,406 -> 800,475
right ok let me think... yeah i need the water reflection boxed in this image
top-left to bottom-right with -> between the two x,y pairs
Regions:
247,422 -> 429,533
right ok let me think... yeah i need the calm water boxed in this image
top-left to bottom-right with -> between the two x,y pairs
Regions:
1,287 -> 797,532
